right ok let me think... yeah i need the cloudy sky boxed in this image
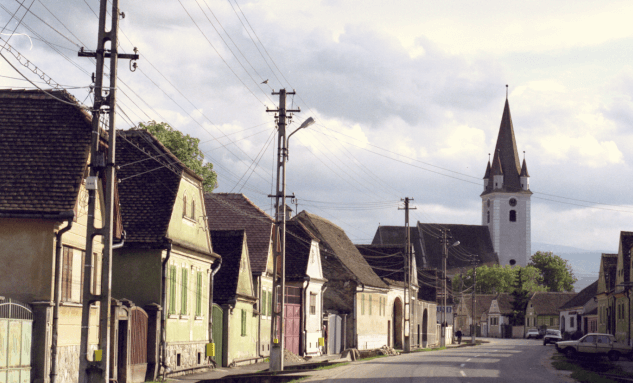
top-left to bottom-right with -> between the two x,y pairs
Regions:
2,0 -> 632,258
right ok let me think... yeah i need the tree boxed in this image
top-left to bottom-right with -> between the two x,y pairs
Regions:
139,121 -> 217,192
453,265 -> 546,295
528,251 -> 577,292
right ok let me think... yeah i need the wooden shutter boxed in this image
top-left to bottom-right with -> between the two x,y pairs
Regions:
62,247 -> 72,301
241,309 -> 246,336
181,268 -> 188,315
196,272 -> 202,316
169,266 -> 177,315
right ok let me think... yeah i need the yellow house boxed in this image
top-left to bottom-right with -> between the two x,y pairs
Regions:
112,130 -> 220,378
0,89 -> 116,383
596,253 -> 618,335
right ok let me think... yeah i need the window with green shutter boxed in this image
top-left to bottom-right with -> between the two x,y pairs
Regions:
181,268 -> 188,315
241,309 -> 247,336
195,271 -> 202,316
369,295 -> 372,315
169,266 -> 177,315
361,294 -> 365,315
262,291 -> 267,316
268,291 -> 272,317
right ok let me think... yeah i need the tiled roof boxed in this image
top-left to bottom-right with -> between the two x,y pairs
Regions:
356,244 -> 407,287
211,230 -> 247,303
0,89 -> 91,214
520,159 -> 530,177
372,224 -> 498,272
285,220 -> 318,279
529,292 -> 577,315
482,98 -> 522,194
294,211 -> 387,288
559,280 -> 598,310
495,293 -> 514,315
460,294 -> 497,319
116,130 -> 185,244
204,193 -> 273,274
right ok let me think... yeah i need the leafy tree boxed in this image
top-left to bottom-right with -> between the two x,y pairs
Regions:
509,268 -> 531,325
453,265 -> 546,295
139,121 -> 217,192
528,251 -> 577,292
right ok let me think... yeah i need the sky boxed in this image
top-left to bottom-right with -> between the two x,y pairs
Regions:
1,0 -> 632,261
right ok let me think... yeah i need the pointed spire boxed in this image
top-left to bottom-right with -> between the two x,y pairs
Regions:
490,92 -> 522,190
492,153 -> 503,175
520,158 -> 530,177
483,159 -> 491,179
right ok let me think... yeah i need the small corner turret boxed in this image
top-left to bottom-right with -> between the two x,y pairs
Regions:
520,157 -> 530,191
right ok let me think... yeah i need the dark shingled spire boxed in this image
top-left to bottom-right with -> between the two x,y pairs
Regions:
490,98 -> 521,190
492,154 -> 503,176
483,160 -> 491,179
520,158 -> 530,177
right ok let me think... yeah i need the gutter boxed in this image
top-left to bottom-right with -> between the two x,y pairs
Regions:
160,243 -> 173,378
208,257 -> 222,367
50,212 -> 74,383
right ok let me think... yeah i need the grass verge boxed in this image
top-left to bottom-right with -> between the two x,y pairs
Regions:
551,353 -> 633,383
412,346 -> 447,352
313,362 -> 350,371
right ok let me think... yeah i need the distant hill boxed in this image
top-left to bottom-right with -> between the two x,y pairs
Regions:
531,242 -> 612,292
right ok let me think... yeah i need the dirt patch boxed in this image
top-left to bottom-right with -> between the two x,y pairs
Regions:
284,349 -> 306,364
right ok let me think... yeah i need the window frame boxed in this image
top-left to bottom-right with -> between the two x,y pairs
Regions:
309,292 -> 317,315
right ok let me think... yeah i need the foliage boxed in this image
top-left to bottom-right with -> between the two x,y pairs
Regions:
509,268 -> 531,325
139,121 -> 217,193
529,251 -> 577,292
453,265 -> 547,295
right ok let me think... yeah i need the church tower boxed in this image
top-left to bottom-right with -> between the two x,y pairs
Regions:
481,92 -> 532,267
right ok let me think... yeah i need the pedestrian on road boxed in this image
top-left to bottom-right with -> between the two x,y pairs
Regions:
455,329 -> 462,345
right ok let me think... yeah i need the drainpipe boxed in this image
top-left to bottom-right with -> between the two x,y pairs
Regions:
320,285 -> 328,355
301,276 -> 310,356
160,243 -> 173,378
208,257 -> 222,366
112,230 -> 126,250
50,213 -> 74,383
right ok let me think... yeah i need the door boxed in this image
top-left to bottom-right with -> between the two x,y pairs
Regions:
0,298 -> 32,383
212,305 -> 223,367
129,307 -> 148,383
284,287 -> 301,355
327,314 -> 342,354
578,335 -> 596,353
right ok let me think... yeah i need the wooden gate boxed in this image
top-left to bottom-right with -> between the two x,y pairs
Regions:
212,305 -> 223,367
129,307 -> 148,383
0,298 -> 32,383
327,314 -> 342,354
284,287 -> 301,356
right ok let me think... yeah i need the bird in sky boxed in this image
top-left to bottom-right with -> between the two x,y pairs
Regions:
261,79 -> 269,84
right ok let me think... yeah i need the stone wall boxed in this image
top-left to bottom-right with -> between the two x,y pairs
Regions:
165,342 -> 210,374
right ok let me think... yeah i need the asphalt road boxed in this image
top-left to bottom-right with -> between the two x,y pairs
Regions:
306,339 -> 572,383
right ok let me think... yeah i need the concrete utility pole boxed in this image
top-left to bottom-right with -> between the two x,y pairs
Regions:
266,89 -> 313,371
399,198 -> 416,353
77,1 -> 138,383
439,229 -> 459,347
471,261 -> 477,344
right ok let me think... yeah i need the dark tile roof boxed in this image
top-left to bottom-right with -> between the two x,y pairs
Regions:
372,224 -> 498,272
294,211 -> 387,288
204,193 -> 273,275
528,292 -> 577,316
559,280 -> 598,310
482,98 -> 529,195
356,244 -> 407,287
211,230 -> 247,303
495,293 -> 514,315
116,130 -> 188,244
0,89 -> 91,214
460,294 -> 497,319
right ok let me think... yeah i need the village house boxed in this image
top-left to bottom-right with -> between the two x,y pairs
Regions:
203,193 -> 275,357
558,280 -> 598,338
293,211 -> 390,351
597,253 -> 618,336
486,293 -> 513,338
525,292 -> 576,335
112,129 -> 220,378
209,230 -> 258,367
0,89 -> 117,383
454,294 -> 496,337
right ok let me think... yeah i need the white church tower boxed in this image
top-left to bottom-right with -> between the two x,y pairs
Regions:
481,92 -> 532,267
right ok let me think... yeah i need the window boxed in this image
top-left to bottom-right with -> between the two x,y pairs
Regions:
183,194 -> 188,218
181,268 -> 188,315
361,294 -> 365,315
550,317 -> 554,326
268,291 -> 273,317
570,316 -> 574,328
310,293 -> 317,315
487,211 -> 490,223
369,295 -> 372,315
509,210 -> 517,222
241,309 -> 247,336
195,271 -> 202,317
61,247 -> 85,303
191,199 -> 196,219
169,266 -> 177,315
262,290 -> 267,316
62,247 -> 73,302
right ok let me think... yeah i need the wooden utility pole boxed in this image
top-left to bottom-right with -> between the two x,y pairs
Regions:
77,2 -> 138,383
266,89 -> 300,371
440,229 -> 449,347
399,198 -> 416,353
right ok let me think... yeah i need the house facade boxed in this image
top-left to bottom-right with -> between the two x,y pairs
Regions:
486,293 -> 513,338
525,292 -> 576,334
596,253 -> 618,335
558,280 -> 598,338
113,129 -> 219,377
0,89 -> 111,383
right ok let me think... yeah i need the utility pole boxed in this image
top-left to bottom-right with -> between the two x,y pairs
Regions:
266,89 -> 302,372
399,198 -> 416,352
77,2 -> 138,383
471,260 -> 477,344
439,229 -> 459,347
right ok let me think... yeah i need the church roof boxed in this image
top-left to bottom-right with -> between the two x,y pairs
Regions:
482,98 -> 529,195
483,160 -> 491,179
520,158 -> 530,177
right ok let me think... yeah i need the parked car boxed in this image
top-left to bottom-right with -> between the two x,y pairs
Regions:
543,330 -> 562,345
526,329 -> 540,339
556,333 -> 633,361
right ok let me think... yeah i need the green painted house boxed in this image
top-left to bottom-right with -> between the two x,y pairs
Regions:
113,130 -> 220,378
210,230 -> 258,367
